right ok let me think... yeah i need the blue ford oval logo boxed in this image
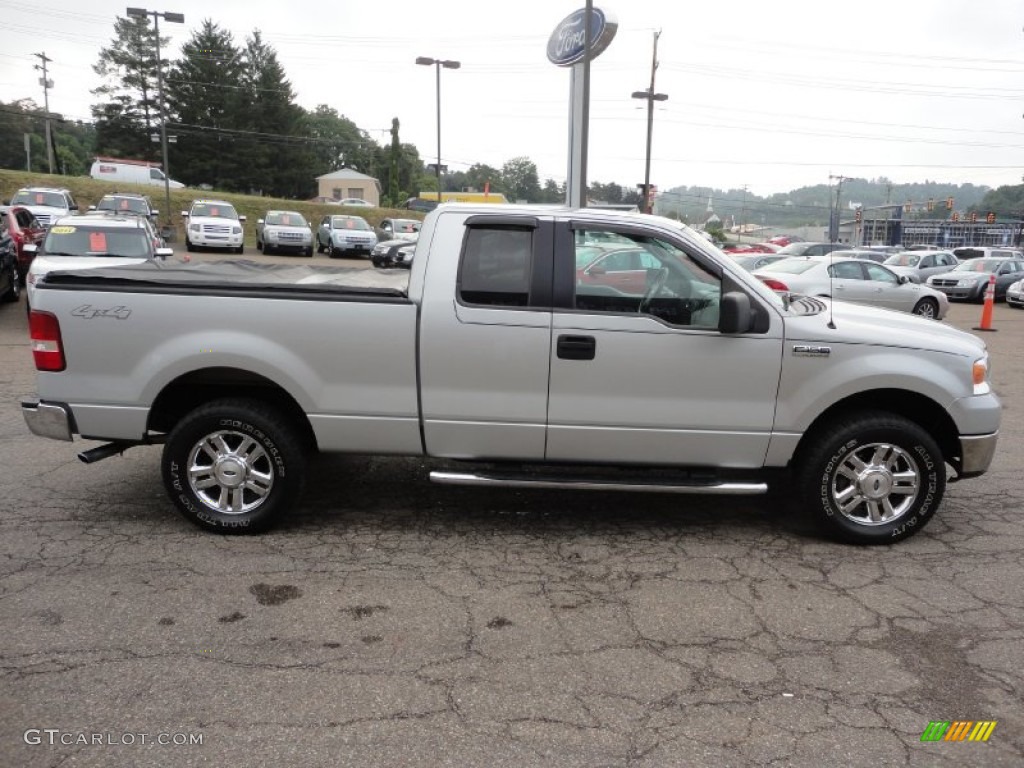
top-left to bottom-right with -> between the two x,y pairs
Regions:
546,7 -> 618,67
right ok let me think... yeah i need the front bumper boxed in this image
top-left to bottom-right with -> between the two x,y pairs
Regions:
929,283 -> 983,300
331,238 -> 376,254
959,432 -> 999,478
22,398 -> 73,441
190,231 -> 244,249
1007,288 -> 1024,307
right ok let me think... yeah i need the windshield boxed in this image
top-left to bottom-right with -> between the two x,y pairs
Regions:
190,203 -> 238,219
952,259 -> 1003,273
265,212 -> 307,227
98,197 -> 149,214
884,253 -> 920,267
331,216 -> 370,230
12,190 -> 65,208
757,258 -> 819,275
43,224 -> 153,258
391,219 -> 419,233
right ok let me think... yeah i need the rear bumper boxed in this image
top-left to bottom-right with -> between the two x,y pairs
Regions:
21,398 -> 73,441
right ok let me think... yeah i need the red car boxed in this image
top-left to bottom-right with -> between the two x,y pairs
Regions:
576,246 -> 660,294
1,205 -> 46,281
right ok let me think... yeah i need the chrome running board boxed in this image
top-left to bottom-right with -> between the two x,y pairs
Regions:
429,470 -> 767,495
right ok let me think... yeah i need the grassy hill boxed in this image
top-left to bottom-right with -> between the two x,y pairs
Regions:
0,170 -> 422,247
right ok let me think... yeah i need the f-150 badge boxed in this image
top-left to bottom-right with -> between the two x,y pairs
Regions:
71,304 -> 132,320
792,345 -> 831,357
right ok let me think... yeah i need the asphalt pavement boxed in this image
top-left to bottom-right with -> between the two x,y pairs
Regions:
1,268 -> 1022,767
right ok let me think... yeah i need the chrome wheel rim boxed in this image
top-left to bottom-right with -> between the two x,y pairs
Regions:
915,301 -> 936,318
187,430 -> 274,515
831,442 -> 920,526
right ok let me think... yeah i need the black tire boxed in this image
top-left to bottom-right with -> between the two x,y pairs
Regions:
329,246 -> 340,259
912,298 -> 939,318
256,239 -> 264,253
304,246 -> 313,258
185,237 -> 195,253
235,245 -> 244,255
161,398 -> 307,534
795,411 -> 945,545
1,264 -> 20,303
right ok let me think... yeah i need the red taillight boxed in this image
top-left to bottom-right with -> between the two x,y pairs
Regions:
29,311 -> 66,372
759,277 -> 790,292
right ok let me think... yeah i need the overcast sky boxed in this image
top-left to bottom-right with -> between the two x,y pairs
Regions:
2,0 -> 1023,196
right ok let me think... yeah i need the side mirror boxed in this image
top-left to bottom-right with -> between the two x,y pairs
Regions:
238,215 -> 246,222
719,291 -> 753,334
898,275 -> 909,284
155,247 -> 173,260
70,204 -> 78,211
257,219 -> 265,226
181,211 -> 189,217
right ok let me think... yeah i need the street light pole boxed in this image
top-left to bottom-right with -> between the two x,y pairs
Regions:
631,31 -> 666,214
416,56 -> 460,203
127,7 -> 184,230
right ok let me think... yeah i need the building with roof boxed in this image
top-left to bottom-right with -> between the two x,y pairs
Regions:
315,168 -> 381,206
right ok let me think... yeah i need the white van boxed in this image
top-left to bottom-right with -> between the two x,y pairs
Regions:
89,157 -> 185,189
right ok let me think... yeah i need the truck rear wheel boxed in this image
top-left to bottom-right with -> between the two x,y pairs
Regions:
161,398 -> 306,534
796,411 -> 944,545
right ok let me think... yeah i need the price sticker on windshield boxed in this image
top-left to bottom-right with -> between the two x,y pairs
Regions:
120,199 -> 130,210
89,232 -> 107,251
50,226 -> 76,234
35,193 -> 45,204
210,207 -> 220,216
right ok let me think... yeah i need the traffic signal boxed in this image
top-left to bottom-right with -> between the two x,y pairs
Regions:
946,196 -> 954,210
986,212 -> 996,224
926,199 -> 934,212
970,212 -> 978,223
855,208 -> 862,223
903,201 -> 912,214
952,212 -> 960,222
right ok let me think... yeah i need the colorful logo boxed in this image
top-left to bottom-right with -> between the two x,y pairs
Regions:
921,721 -> 997,742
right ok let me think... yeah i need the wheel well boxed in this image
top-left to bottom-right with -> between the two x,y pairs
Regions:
147,367 -> 318,450
794,389 -> 962,473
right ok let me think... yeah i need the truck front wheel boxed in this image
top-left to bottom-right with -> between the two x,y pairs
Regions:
161,399 -> 307,534
796,412 -> 945,545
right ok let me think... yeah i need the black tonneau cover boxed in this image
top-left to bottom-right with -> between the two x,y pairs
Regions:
40,258 -> 410,298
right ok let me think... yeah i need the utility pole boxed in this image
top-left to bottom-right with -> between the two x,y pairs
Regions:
32,52 -> 55,174
740,184 -> 749,242
631,30 -> 667,214
828,174 -> 848,244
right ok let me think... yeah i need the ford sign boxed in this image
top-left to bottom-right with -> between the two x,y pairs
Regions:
546,7 -> 618,67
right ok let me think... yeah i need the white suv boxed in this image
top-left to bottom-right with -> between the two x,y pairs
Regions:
7,187 -> 79,228
182,199 -> 245,253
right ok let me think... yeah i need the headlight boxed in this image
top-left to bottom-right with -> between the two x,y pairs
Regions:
189,223 -> 200,232
973,354 -> 990,395
958,278 -> 979,287
266,229 -> 278,240
233,226 -> 242,235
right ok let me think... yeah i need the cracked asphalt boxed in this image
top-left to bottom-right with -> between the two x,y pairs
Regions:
1,289 -> 1022,767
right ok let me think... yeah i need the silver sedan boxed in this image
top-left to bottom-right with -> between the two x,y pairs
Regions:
752,256 -> 950,319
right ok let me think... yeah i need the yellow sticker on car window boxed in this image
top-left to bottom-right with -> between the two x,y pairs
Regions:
50,226 -> 76,234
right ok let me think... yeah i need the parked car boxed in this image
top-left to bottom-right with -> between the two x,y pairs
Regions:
576,246 -> 659,293
952,246 -> 1023,261
722,243 -> 777,254
375,218 -> 420,243
256,211 -> 314,256
730,253 -> 789,271
0,222 -> 22,304
91,193 -> 158,223
370,238 -> 417,269
337,198 -> 374,208
774,242 -> 851,257
1,205 -> 46,281
882,250 -> 960,283
182,200 -> 246,253
752,256 -> 950,318
1007,278 -> 1024,309
25,212 -> 172,307
926,258 -> 1024,301
6,187 -> 79,228
316,215 -> 377,258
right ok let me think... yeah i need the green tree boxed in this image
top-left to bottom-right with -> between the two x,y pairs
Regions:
501,156 -> 541,203
305,105 -> 377,176
539,178 -> 563,204
0,99 -> 94,174
91,14 -> 168,160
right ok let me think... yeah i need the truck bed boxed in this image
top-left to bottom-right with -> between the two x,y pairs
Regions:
39,259 -> 412,299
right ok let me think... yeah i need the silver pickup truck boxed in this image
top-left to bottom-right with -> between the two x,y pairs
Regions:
22,205 -> 1001,544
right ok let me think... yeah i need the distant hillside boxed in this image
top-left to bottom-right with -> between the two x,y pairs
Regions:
657,178 -> 993,229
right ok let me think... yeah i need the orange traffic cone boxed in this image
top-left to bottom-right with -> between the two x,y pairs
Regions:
973,274 -> 997,332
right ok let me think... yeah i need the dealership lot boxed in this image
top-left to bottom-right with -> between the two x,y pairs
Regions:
1,285 -> 1022,766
